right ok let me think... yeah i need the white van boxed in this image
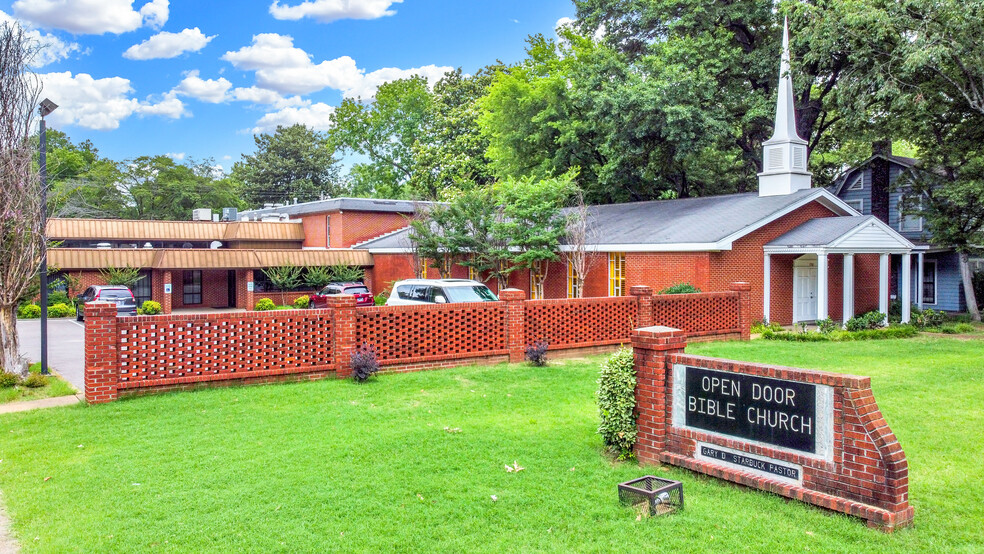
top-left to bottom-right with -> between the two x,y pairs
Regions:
385,279 -> 499,306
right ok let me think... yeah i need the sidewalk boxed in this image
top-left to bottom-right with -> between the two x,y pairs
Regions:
0,394 -> 81,415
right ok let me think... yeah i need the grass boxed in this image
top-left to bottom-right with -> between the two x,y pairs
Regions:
0,363 -> 76,404
0,336 -> 980,552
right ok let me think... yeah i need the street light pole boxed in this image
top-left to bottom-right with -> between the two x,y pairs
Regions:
38,98 -> 57,376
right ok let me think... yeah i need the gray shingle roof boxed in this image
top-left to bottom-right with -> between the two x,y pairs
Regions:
765,216 -> 875,247
356,188 -> 848,250
240,197 -> 442,219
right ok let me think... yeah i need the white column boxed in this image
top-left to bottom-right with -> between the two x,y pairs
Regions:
879,253 -> 890,324
901,253 -> 912,323
916,252 -> 925,310
763,253 -> 771,323
842,253 -> 854,327
817,253 -> 829,320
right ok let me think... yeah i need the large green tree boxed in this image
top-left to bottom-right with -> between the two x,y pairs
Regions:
44,129 -> 124,218
232,124 -> 344,207
117,156 -> 245,220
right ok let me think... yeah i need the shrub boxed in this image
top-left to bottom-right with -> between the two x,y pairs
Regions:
658,283 -> 701,294
952,322 -> 976,333
141,300 -> 162,315
47,303 -> 73,318
816,317 -> 837,334
17,303 -> 41,318
374,294 -> 387,306
329,264 -> 365,283
597,348 -> 637,460
254,298 -> 276,311
762,330 -> 830,342
100,265 -> 142,287
0,372 -> 18,388
524,340 -> 549,367
22,374 -> 48,388
763,325 -> 919,342
47,291 -> 71,307
351,342 -> 379,383
939,325 -> 960,334
845,311 -> 886,331
912,308 -> 945,329
293,295 -> 310,309
750,320 -> 783,334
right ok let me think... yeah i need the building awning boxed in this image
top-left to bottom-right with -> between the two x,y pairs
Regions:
764,216 -> 914,254
48,248 -> 373,270
47,218 -> 305,242
222,222 -> 305,241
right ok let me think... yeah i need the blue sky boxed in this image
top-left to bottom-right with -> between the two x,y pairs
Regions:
1,0 -> 574,173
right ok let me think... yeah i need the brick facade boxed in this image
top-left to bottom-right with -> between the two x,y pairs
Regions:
301,210 -> 412,249
631,326 -> 913,531
85,285 -> 749,403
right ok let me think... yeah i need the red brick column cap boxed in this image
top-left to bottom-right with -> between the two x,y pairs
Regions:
729,281 -> 752,291
629,285 -> 653,296
498,288 -> 525,301
325,294 -> 359,308
85,301 -> 118,317
631,325 -> 684,338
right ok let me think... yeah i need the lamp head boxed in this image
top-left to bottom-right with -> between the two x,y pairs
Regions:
40,98 -> 58,117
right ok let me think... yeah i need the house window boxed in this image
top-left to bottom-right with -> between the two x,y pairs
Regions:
922,260 -> 937,305
530,272 -> 542,300
183,270 -> 202,305
845,199 -> 863,213
132,271 -> 152,305
608,252 -> 626,297
567,263 -> 582,299
847,175 -> 863,190
899,197 -> 923,232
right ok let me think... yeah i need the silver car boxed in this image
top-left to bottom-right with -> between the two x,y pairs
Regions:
385,279 -> 498,306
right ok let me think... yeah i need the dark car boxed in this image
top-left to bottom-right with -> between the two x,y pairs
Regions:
310,282 -> 374,308
75,285 -> 138,321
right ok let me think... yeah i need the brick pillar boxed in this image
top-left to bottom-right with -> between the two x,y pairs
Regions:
84,302 -> 120,404
729,281 -> 751,340
629,285 -> 653,328
243,269 -> 254,310
328,295 -> 358,378
630,326 -> 687,464
499,288 -> 526,362
162,271 -> 172,314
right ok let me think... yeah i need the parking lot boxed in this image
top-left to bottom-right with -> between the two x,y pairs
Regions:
16,319 -> 85,391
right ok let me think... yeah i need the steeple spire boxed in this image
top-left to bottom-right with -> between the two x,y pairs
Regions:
770,17 -> 801,142
758,16 -> 812,197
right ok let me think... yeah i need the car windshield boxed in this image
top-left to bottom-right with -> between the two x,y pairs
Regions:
443,286 -> 498,303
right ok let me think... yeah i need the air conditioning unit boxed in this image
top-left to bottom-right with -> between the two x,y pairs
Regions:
192,208 -> 212,221
221,207 -> 238,222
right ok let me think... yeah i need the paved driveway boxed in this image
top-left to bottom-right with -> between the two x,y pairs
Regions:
15,319 -> 85,392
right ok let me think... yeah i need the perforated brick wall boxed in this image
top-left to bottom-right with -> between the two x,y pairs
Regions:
650,292 -> 742,340
524,297 -> 638,349
631,326 -> 913,531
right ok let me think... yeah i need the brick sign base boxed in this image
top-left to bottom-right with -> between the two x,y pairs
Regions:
631,326 -> 913,531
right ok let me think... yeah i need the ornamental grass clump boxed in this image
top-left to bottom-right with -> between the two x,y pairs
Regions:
351,342 -> 380,383
597,347 -> 637,460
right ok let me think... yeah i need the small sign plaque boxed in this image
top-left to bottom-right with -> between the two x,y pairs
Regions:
247,281 -> 254,292
164,283 -> 172,294
696,443 -> 801,483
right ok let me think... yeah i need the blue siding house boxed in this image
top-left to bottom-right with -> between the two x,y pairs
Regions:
830,144 -> 967,312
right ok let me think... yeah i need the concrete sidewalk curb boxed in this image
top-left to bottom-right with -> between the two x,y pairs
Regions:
0,395 -> 81,415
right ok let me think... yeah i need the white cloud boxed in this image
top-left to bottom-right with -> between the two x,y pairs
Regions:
223,33 -> 450,99
123,27 -> 215,60
251,102 -> 335,134
40,71 -> 186,130
13,0 -> 169,35
173,70 -> 231,103
269,0 -> 401,23
0,9 -> 79,66
165,152 -> 185,160
230,86 -> 307,108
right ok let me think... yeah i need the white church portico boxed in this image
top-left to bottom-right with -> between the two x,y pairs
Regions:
754,20 -> 915,325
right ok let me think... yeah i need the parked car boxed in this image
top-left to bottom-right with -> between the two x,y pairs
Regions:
75,285 -> 138,321
385,279 -> 499,306
310,282 -> 374,308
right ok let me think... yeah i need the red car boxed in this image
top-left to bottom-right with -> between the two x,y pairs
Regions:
310,282 -> 374,308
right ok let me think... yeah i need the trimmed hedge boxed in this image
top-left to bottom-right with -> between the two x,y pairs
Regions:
596,348 -> 637,460
763,325 -> 919,342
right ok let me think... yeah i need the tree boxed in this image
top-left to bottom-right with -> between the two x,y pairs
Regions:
562,190 -> 601,298
115,156 -> 244,220
262,265 -> 302,306
450,187 -> 512,290
330,77 -> 434,199
0,22 -> 42,375
233,124 -> 344,207
493,171 -> 577,298
408,204 -> 466,278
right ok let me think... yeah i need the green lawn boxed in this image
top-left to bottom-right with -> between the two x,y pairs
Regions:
0,336 -> 980,552
0,364 -> 76,404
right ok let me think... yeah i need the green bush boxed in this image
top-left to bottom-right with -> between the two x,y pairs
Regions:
597,348 -> 637,460
254,298 -> 276,311
374,294 -> 387,306
952,322 -> 976,333
750,320 -> 783,334
816,317 -> 837,334
764,325 -> 918,342
22,374 -> 48,388
17,303 -> 42,318
47,291 -> 71,306
0,372 -> 18,388
658,283 -> 701,294
845,310 -> 886,331
762,330 -> 830,342
140,301 -> 162,315
912,308 -> 946,329
293,295 -> 310,309
47,303 -> 73,318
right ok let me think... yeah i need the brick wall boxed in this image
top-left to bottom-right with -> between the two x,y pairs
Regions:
627,252 -> 711,292
631,326 -> 913,531
86,285 -> 750,402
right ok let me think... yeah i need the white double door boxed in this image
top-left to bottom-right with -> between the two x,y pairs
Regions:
793,259 -> 818,323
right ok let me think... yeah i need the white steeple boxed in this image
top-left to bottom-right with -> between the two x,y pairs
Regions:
758,17 -> 812,197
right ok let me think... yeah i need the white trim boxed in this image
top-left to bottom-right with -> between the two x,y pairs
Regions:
763,253 -> 771,323
817,253 -> 829,320
879,254 -> 890,323
847,175 -> 863,190
842,253 -> 854,324
901,253 -> 912,323
916,252 -> 925,309
844,199 -> 863,212
922,259 -> 937,305
715,190 -> 859,247
829,217 -> 915,249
